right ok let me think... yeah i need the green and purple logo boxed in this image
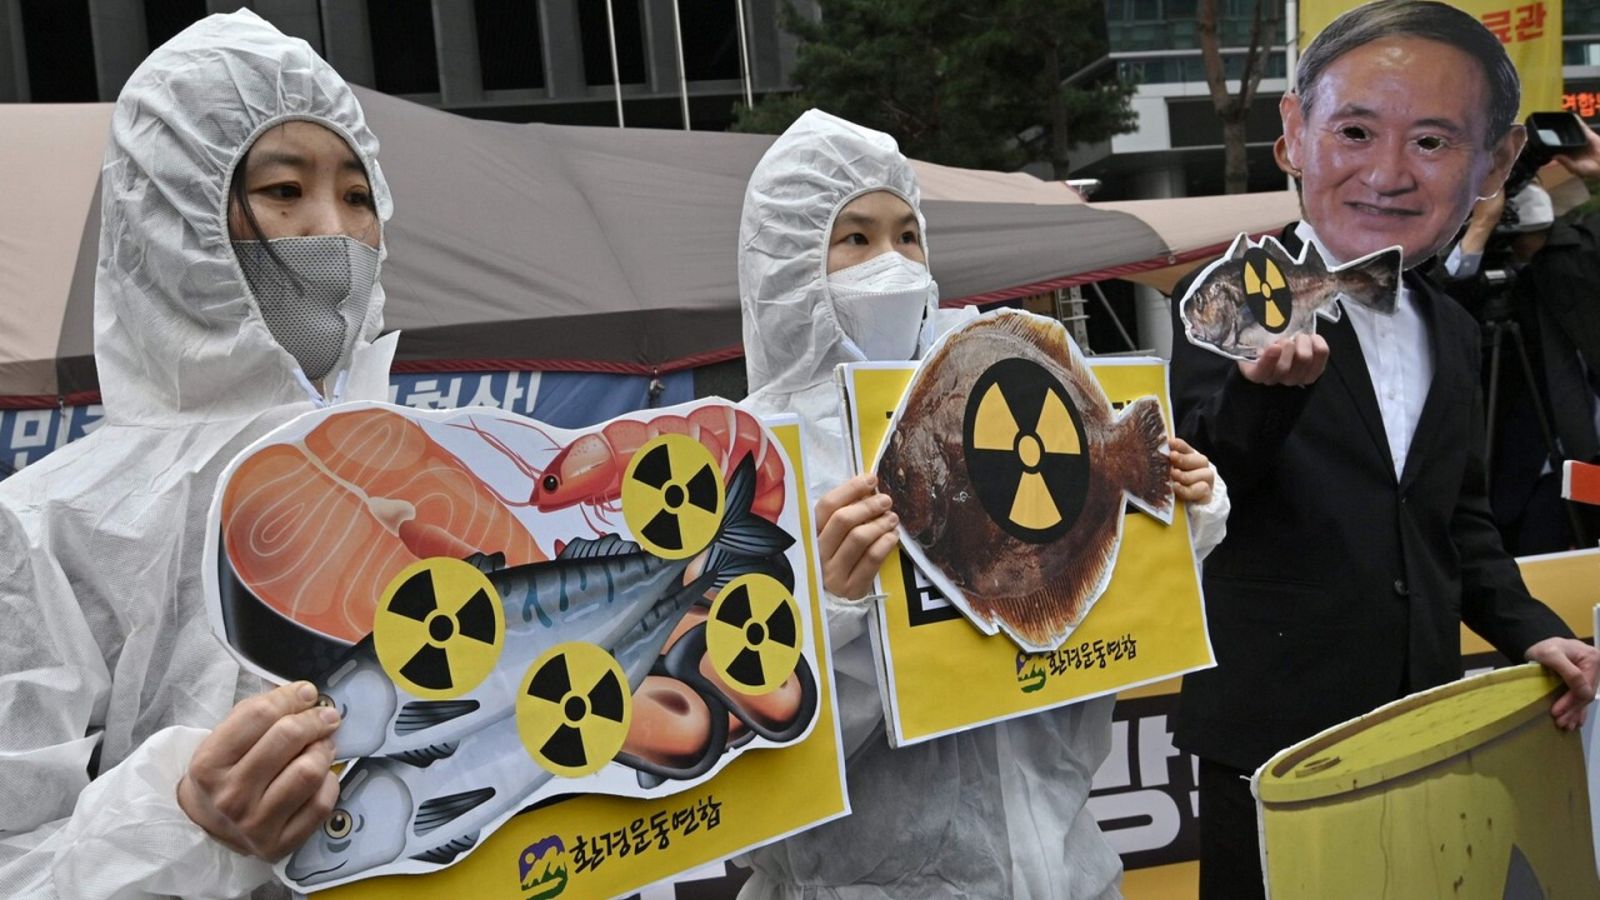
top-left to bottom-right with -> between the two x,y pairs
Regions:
518,835 -> 569,899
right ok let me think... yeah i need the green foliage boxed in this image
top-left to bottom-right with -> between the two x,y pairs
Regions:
731,0 -> 1136,175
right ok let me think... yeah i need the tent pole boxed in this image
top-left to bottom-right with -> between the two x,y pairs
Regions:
671,0 -> 691,130
605,0 -> 625,127
734,0 -> 754,111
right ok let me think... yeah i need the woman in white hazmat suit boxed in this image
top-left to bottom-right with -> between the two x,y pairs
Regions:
0,11 -> 397,898
737,110 -> 1228,899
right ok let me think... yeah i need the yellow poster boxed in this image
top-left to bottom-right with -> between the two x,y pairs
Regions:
842,359 -> 1214,747
1297,0 -> 1563,118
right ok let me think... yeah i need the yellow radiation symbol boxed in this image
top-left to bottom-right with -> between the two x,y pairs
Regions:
1243,250 -> 1292,332
517,642 -> 632,777
706,574 -> 803,695
621,433 -> 725,559
963,358 -> 1091,543
373,557 -> 504,700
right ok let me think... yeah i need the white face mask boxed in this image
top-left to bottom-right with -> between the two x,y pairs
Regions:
829,251 -> 934,361
234,235 -> 379,381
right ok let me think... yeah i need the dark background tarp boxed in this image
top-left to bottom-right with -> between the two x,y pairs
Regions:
5,89 -> 1299,403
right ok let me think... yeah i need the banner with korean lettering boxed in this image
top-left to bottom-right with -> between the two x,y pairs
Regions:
841,359 -> 1213,748
1298,0 -> 1562,118
0,370 -> 693,478
1563,80 -> 1600,122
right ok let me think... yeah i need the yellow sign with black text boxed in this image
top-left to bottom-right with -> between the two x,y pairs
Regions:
843,360 -> 1215,747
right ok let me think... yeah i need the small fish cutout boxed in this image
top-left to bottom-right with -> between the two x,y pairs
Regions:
1179,233 -> 1402,361
875,309 -> 1174,652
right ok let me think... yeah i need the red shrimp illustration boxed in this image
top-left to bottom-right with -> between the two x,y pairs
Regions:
461,404 -> 787,532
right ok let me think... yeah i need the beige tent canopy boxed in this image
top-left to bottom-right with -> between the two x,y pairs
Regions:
0,88 -> 1299,406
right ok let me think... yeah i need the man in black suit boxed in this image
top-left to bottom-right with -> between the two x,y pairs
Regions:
1167,3 -> 1600,897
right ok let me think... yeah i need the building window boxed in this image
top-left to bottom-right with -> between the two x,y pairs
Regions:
477,0 -> 545,90
144,0 -> 207,50
19,0 -> 98,101
679,0 -> 740,81
579,0 -> 647,86
370,1 -> 441,94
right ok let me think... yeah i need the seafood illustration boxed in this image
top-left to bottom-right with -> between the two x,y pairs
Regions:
223,407 -> 546,642
462,405 -> 787,530
318,456 -> 795,760
619,605 -> 817,787
288,612 -> 826,890
205,399 -> 834,893
1179,233 -> 1402,361
875,310 -> 1174,652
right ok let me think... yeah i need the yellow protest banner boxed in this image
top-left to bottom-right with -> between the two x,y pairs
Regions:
1297,0 -> 1563,117
842,359 -> 1214,747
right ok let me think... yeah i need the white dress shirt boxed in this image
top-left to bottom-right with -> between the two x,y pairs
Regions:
1297,223 -> 1434,477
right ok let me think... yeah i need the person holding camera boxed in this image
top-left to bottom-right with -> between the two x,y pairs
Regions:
1442,121 -> 1600,553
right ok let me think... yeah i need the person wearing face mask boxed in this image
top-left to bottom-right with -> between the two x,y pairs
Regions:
737,109 -> 1228,899
0,12 -> 397,897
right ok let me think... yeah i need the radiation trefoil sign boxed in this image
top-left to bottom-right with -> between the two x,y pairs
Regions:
843,310 -> 1214,747
201,402 -> 847,895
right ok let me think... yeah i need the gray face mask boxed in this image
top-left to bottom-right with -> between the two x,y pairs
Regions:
233,235 -> 380,381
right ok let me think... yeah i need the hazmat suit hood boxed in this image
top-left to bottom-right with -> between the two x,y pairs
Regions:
0,12 -> 394,897
97,7 -> 395,422
740,110 -> 966,498
739,109 -> 941,401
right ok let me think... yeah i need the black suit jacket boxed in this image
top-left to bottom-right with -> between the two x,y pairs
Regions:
1169,224 -> 1573,771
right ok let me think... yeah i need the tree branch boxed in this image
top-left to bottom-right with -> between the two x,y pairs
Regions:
1237,0 -> 1275,109
1196,0 -> 1235,118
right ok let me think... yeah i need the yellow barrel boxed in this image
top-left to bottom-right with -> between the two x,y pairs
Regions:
1255,664 -> 1598,899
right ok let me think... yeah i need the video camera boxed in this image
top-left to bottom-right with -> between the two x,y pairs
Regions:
1502,111 -> 1588,206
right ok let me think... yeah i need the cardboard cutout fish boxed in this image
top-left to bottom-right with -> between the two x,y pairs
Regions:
1179,233 -> 1402,361
201,400 -> 832,892
873,310 -> 1174,653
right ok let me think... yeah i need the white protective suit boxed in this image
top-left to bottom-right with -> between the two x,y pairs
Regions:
0,11 -> 396,899
737,110 -> 1228,899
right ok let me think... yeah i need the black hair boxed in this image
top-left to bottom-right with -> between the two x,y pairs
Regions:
230,142 -> 296,283
1297,0 -> 1520,146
